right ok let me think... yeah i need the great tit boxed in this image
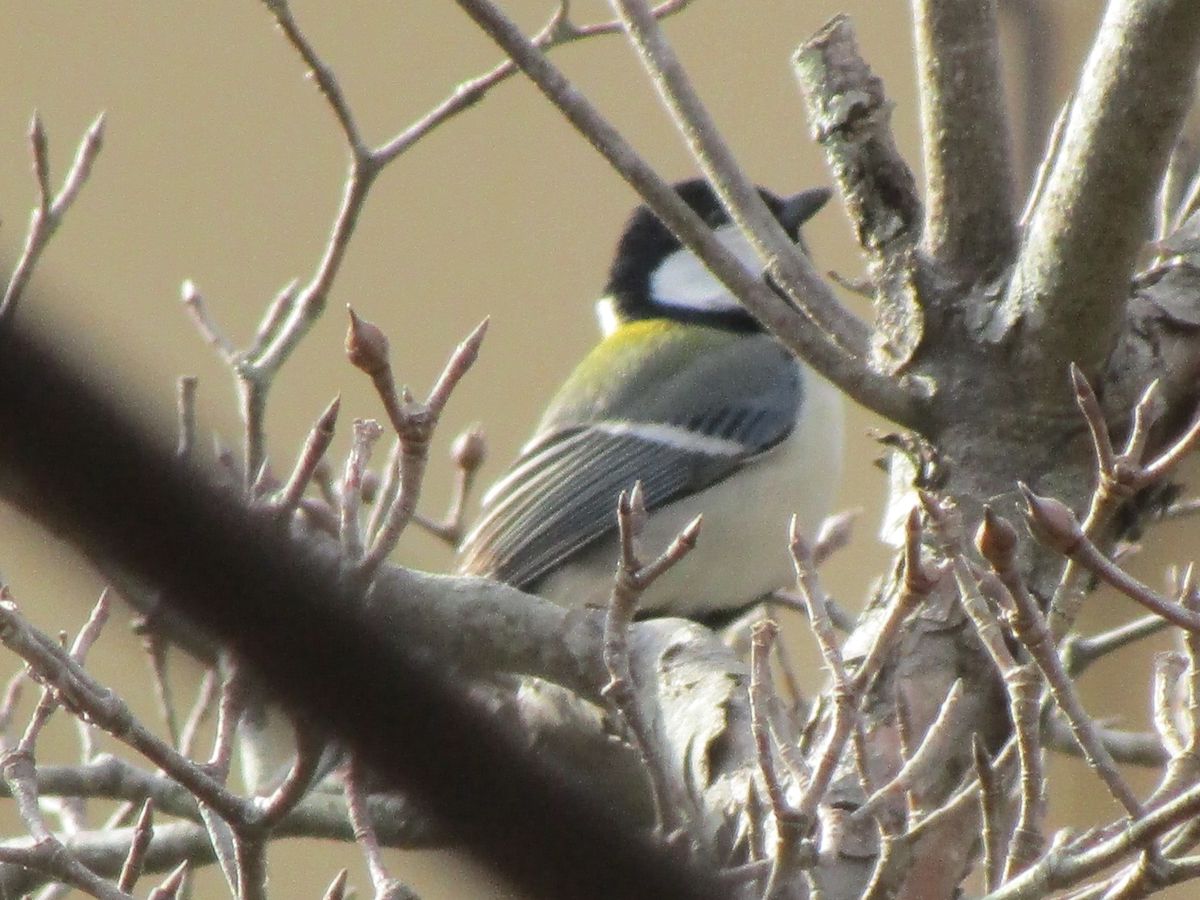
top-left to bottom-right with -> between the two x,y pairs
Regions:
457,179 -> 844,620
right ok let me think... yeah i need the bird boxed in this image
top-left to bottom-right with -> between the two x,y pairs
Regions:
456,178 -> 845,621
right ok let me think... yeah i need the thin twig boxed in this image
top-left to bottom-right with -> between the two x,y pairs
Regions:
2,749 -> 51,843
339,419 -> 384,560
0,843 -> 131,900
850,508 -> 934,696
0,112 -> 106,323
254,722 -> 324,829
179,281 -> 236,363
249,279 -> 300,357
270,396 -> 341,520
117,800 -> 155,892
947,551 -> 1048,879
860,831 -> 913,900
0,600 -> 247,824
749,621 -> 810,898
0,756 -> 440,849
1047,367 -> 1147,639
1043,714 -> 1166,768
194,656 -> 247,897
206,654 -> 247,781
1061,614 -> 1172,677
982,777 -> 1200,899
343,758 -> 413,899
140,630 -> 180,750
354,315 -> 488,578
262,0 -> 364,152
1,744 -> 131,900
922,496 -> 1049,879
907,737 -> 1018,846
1024,486 -> 1200,632
974,735 -> 1006,892
1019,96 -> 1073,229
364,439 -> 400,543
18,590 -> 112,756
177,670 -> 219,761
1047,367 -> 1199,639
176,377 -> 198,462
789,520 -> 856,827
1153,652 -> 1188,757
980,508 -> 1145,820
411,425 -> 487,545
376,0 -> 696,167
601,483 -> 701,837
854,678 -> 968,823
1073,364 -> 1117,479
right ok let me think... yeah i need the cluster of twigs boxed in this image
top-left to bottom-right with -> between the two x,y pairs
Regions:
541,360 -> 1200,900
699,372 -> 1200,900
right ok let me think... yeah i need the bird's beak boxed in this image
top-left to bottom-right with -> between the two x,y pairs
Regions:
778,187 -> 832,239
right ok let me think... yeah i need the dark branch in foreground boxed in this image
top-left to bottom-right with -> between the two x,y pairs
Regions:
0,318 -> 725,900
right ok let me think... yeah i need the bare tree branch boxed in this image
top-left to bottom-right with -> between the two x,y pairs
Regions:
601,485 -> 701,837
1023,486 -> 1200,632
1002,0 -> 1200,376
225,0 -> 699,485
606,0 -> 872,358
452,0 -> 926,428
411,425 -> 487,546
984,777 -> 1200,899
793,15 -> 925,373
376,0 -> 696,166
0,113 -> 106,324
999,0 -> 1059,190
116,800 -> 155,893
913,0 -> 1016,278
350,314 -> 488,578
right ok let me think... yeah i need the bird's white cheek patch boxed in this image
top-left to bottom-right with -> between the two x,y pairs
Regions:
650,223 -> 764,314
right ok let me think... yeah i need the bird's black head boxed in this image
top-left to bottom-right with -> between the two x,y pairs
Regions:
599,178 -> 830,333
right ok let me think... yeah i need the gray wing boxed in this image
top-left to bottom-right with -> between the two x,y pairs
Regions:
457,330 -> 802,591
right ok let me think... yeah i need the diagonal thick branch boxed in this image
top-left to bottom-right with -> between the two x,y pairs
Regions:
1002,0 -> 1200,376
452,0 -> 926,428
0,317 -> 745,900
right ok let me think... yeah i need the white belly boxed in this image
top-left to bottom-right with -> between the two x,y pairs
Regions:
537,366 -> 844,618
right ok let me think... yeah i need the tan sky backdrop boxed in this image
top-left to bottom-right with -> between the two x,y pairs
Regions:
4,2 -> 1195,898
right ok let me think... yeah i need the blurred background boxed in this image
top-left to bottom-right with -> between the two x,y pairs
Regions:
2,1 -> 1195,897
